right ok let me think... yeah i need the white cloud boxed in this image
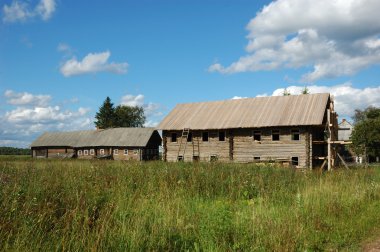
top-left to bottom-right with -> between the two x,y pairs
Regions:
5,90 -> 51,106
120,93 -> 162,117
60,51 -> 128,77
0,90 -> 92,148
209,0 -> 380,82
144,120 -> 159,127
120,92 -> 164,127
264,83 -> 380,118
121,94 -> 144,107
57,43 -> 73,54
231,96 -> 248,100
3,0 -> 56,23
35,0 -> 56,20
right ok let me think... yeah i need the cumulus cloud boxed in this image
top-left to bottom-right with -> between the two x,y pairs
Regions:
231,96 -> 248,100
3,0 -> 56,23
5,90 -> 51,106
209,0 -> 380,82
0,90 -> 92,147
60,51 -> 128,77
121,94 -> 145,107
263,83 -> 380,118
120,93 -> 162,117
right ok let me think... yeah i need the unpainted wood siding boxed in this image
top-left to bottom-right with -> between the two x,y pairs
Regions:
232,127 -> 308,167
47,148 -> 73,157
164,130 -> 231,162
163,127 -> 309,167
112,148 -> 141,161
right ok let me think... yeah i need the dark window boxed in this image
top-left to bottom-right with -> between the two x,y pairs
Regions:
193,155 -> 200,162
177,156 -> 183,161
291,157 -> 299,166
210,155 -> 217,162
187,132 -> 192,142
171,133 -> 177,142
253,130 -> 261,141
202,132 -> 209,142
291,129 -> 300,141
219,131 -> 225,141
272,130 -> 280,141
254,156 -> 260,160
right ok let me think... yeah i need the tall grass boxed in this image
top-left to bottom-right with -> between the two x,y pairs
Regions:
0,158 -> 379,251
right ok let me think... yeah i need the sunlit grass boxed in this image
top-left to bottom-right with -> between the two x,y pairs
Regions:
0,158 -> 379,251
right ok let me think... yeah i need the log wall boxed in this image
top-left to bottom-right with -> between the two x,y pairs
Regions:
163,127 -> 311,168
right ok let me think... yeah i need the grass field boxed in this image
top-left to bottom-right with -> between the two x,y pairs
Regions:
1,158 -> 379,251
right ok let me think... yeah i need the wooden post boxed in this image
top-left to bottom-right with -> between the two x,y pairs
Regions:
309,132 -> 313,169
327,109 -> 331,171
163,131 -> 167,161
229,130 -> 233,161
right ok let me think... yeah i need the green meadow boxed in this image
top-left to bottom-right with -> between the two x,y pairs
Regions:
0,157 -> 379,251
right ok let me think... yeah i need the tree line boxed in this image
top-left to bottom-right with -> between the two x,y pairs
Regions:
0,147 -> 31,155
94,97 -> 146,129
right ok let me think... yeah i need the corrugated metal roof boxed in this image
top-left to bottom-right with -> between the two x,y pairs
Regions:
31,127 -> 158,147
158,93 -> 330,130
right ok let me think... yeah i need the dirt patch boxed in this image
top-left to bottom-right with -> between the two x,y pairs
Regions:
363,236 -> 380,251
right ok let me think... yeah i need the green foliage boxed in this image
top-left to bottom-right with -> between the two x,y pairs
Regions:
94,97 -> 146,129
0,147 -> 31,155
301,86 -> 310,94
283,88 -> 291,96
351,106 -> 380,158
94,97 -> 115,129
1,159 -> 380,251
353,106 -> 380,124
114,105 -> 145,127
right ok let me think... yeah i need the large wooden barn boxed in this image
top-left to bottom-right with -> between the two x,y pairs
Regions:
158,93 -> 338,169
31,128 -> 162,161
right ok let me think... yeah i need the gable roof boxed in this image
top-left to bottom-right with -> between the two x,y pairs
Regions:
31,127 -> 159,148
158,93 -> 330,130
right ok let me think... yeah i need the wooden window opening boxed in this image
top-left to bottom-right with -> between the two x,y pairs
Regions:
124,149 -> 128,155
84,150 -> 88,155
291,129 -> 300,141
253,130 -> 261,141
100,149 -> 104,155
171,133 -> 177,142
210,155 -> 218,162
114,149 -> 119,155
202,132 -> 209,142
90,149 -> 94,155
272,130 -> 280,141
291,157 -> 299,166
78,150 -> 82,156
187,132 -> 192,142
219,131 -> 225,141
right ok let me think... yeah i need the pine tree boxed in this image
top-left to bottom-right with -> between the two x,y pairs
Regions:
301,86 -> 310,94
94,97 -> 115,129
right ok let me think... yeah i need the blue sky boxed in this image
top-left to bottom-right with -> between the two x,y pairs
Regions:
1,0 -> 380,147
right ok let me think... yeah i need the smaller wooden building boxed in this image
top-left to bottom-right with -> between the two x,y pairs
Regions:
31,128 -> 162,161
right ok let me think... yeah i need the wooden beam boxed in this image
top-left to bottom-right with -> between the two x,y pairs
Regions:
337,153 -> 349,170
331,141 -> 352,145
327,109 -> 331,171
319,159 -> 327,172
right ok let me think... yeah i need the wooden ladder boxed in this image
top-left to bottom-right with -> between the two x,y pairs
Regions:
193,134 -> 200,159
177,128 -> 190,161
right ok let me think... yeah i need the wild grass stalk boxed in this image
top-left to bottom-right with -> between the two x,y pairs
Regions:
0,158 -> 379,251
